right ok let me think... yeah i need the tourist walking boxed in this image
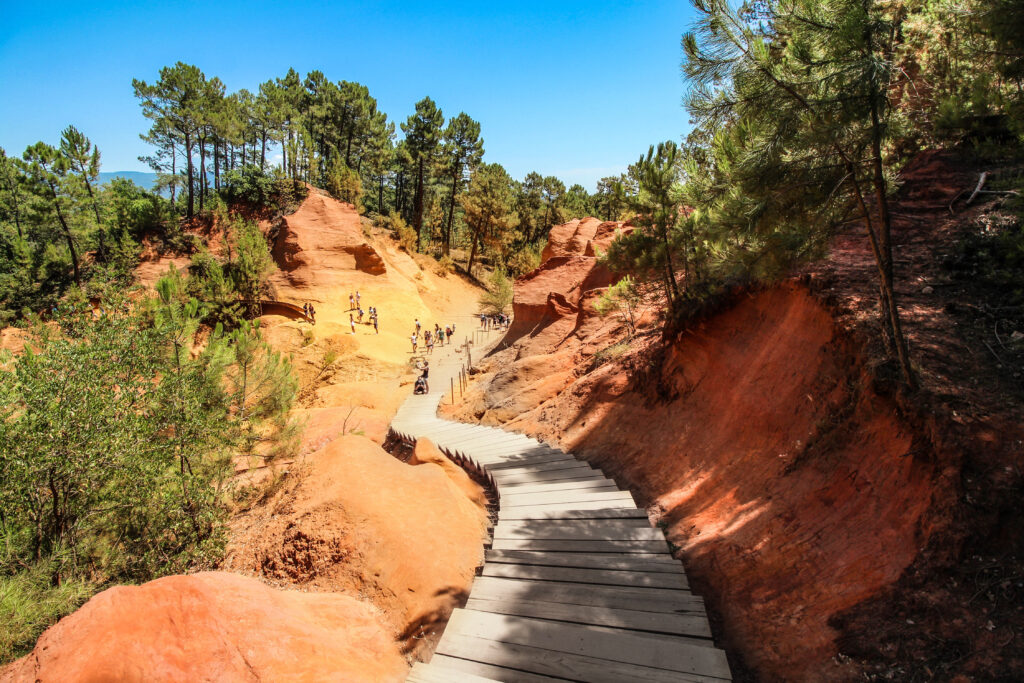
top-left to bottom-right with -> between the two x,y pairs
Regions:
410,333 -> 418,353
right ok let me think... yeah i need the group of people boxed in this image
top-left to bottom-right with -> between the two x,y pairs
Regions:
347,291 -> 379,334
410,318 -> 456,355
479,313 -> 510,331
302,303 -> 317,324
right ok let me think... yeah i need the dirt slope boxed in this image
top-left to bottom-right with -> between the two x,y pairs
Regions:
444,154 -> 1024,681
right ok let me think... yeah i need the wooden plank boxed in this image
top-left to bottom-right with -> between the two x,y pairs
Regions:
445,610 -> 732,679
498,506 -> 648,521
436,634 -> 726,683
469,576 -> 704,614
497,500 -> 639,515
466,595 -> 713,638
492,459 -> 593,475
427,654 -> 561,683
409,661 -> 504,683
496,479 -> 619,495
494,518 -> 656,537
491,538 -> 668,553
483,563 -> 689,590
501,490 -> 635,507
485,549 -> 684,571
494,468 -> 605,485
485,453 -> 577,469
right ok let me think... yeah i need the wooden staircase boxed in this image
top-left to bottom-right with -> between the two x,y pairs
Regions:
391,336 -> 732,683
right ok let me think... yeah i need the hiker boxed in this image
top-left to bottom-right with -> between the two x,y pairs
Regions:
445,325 -> 452,342
373,315 -> 379,334
415,318 -> 421,334
358,307 -> 364,323
309,305 -> 316,324
349,293 -> 355,310
355,290 -> 361,306
410,333 -> 418,353
420,360 -> 430,392
426,331 -> 434,354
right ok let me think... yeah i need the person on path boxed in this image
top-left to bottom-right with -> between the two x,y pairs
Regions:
426,331 -> 434,354
445,325 -> 452,342
358,307 -> 364,323
355,290 -> 361,306
373,316 -> 379,334
419,360 -> 430,392
350,314 -> 356,334
309,305 -> 316,325
415,318 -> 421,334
410,333 -> 418,353
349,293 -> 355,310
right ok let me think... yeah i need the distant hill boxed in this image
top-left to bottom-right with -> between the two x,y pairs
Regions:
98,171 -> 159,190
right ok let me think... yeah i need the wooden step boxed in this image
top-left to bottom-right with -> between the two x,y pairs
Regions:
443,609 -> 732,680
469,576 -> 704,614
500,490 -> 635,508
493,519 -> 658,540
496,506 -> 649,521
481,563 -> 689,590
465,595 -> 713,638
485,549 -> 684,572
426,654 -> 561,682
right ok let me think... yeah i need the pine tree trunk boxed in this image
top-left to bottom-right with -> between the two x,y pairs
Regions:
48,182 -> 80,285
170,141 -> 177,209
198,136 -> 207,214
184,131 -> 195,219
444,168 -> 458,256
260,133 -> 267,171
467,231 -> 479,275
414,158 -> 425,251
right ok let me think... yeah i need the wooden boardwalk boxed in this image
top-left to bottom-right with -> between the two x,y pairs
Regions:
391,335 -> 732,683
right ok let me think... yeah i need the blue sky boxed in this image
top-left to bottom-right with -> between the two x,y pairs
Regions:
0,1 -> 696,191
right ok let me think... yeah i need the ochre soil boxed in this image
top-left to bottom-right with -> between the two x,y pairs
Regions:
3,191 -> 490,679
0,572 -> 407,683
444,150 -> 1024,681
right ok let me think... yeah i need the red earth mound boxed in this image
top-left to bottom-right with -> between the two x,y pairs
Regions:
223,434 -> 487,659
270,190 -> 386,294
0,571 -> 406,683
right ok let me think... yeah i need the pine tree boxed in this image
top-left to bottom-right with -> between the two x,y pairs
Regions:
401,97 -> 444,251
440,112 -> 484,255
460,163 -> 518,274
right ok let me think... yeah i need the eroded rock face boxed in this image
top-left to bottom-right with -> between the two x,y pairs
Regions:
271,191 -> 386,294
0,572 -> 406,683
506,217 -> 626,349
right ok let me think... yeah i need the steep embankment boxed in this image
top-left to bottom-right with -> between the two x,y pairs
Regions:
4,191 -> 490,679
444,158 -> 1024,681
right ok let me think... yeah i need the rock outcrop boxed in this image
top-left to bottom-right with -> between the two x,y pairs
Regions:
0,572 -> 406,683
271,190 -> 386,294
506,217 -> 626,350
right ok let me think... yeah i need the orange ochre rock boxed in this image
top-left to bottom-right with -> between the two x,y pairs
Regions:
271,190 -> 386,294
223,435 -> 488,658
0,571 -> 406,683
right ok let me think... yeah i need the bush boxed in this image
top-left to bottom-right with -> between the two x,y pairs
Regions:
480,267 -> 513,314
437,255 -> 455,276
220,166 -> 307,212
0,563 -> 95,663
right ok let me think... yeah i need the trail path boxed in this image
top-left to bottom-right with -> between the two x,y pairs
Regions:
391,327 -> 732,682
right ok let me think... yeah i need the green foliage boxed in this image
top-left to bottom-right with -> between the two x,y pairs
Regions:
460,163 -> 519,275
480,267 -> 514,314
325,159 -> 363,209
594,275 -> 641,337
219,165 -> 307,212
0,563 -> 95,663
